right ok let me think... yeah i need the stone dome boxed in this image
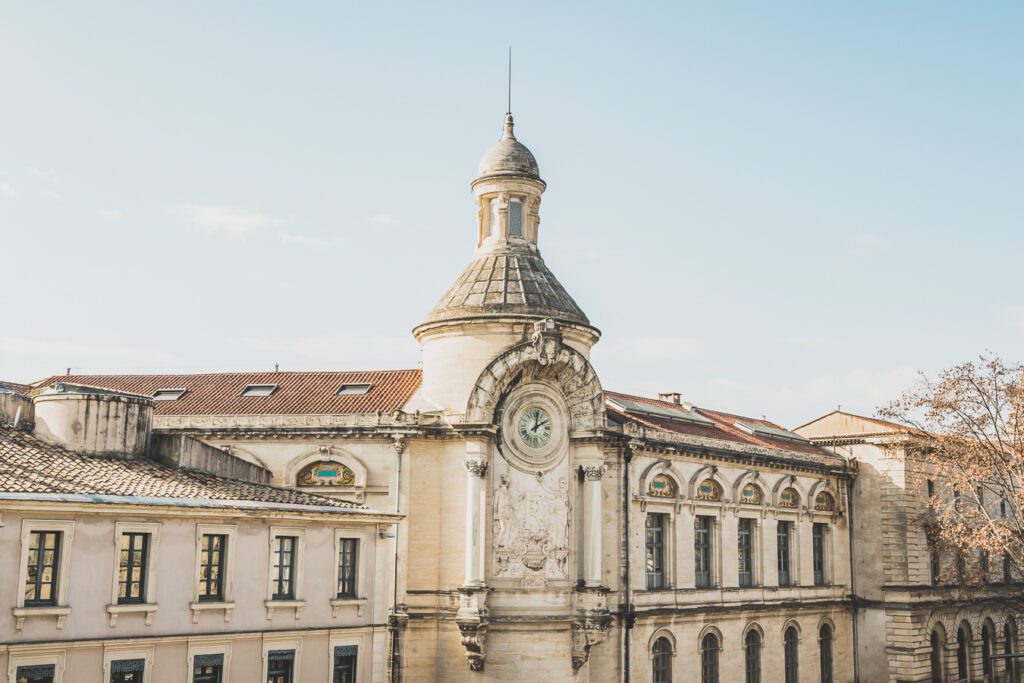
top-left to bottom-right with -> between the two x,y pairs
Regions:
475,113 -> 541,182
416,246 -> 591,329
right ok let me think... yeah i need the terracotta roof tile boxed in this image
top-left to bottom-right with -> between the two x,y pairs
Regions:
0,380 -> 32,394
606,390 -> 839,462
33,370 -> 421,416
0,425 -> 366,510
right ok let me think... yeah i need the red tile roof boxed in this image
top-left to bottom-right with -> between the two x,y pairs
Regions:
606,391 -> 836,460
0,380 -> 32,394
33,370 -> 422,416
0,425 -> 365,510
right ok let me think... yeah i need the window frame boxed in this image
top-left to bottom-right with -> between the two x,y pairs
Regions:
7,651 -> 66,683
186,641 -> 231,683
694,515 -> 715,589
102,646 -> 154,683
651,636 -> 673,683
265,526 -> 306,618
784,625 -> 800,683
700,632 -> 720,683
812,523 -> 828,586
777,520 -> 793,587
328,633 -> 367,683
738,517 -> 757,587
819,623 -> 834,683
190,524 -> 237,623
15,519 -> 75,630
744,629 -> 762,683
335,535 -> 359,599
645,512 -> 668,589
110,522 -> 160,607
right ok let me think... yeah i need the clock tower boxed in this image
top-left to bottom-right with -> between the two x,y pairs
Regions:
407,113 -> 612,679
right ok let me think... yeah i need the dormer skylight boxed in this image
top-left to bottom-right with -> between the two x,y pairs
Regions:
608,396 -> 715,426
153,388 -> 187,401
241,384 -> 277,397
734,421 -> 809,443
337,383 -> 373,395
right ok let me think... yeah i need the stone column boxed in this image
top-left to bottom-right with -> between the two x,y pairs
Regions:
583,464 -> 606,587
463,443 -> 489,587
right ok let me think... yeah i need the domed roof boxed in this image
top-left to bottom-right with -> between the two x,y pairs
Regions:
416,246 -> 591,330
475,113 -> 541,182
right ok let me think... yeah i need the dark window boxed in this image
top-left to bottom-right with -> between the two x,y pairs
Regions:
981,551 -> 990,582
695,516 -> 713,588
24,531 -> 61,606
117,533 -> 149,604
333,645 -> 358,683
701,633 -> 720,683
812,524 -> 827,586
819,624 -> 833,683
110,659 -> 145,683
956,551 -> 966,583
272,536 -> 297,600
784,626 -> 800,683
1005,623 -> 1016,683
1002,500 -> 1008,518
16,665 -> 55,683
198,534 -> 226,602
927,479 -> 935,497
930,546 -> 940,585
744,629 -> 761,683
646,514 -> 667,589
267,650 -> 294,683
777,521 -> 792,586
652,636 -> 672,683
192,654 -> 223,683
738,518 -> 755,587
1005,553 -> 1014,584
957,627 -> 969,679
983,625 -> 993,677
338,538 -> 358,598
930,631 -> 943,683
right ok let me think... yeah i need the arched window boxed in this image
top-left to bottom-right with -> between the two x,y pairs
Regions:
957,625 -> 970,679
744,629 -> 761,683
652,636 -> 672,683
983,624 -> 993,678
819,624 -> 833,683
701,633 -> 720,683
930,631 -> 944,683
1005,622 -> 1017,683
784,626 -> 800,683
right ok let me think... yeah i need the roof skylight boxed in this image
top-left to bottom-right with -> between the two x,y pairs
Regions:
153,388 -> 187,401
337,383 -> 373,395
608,396 -> 715,426
241,384 -> 277,397
734,421 -> 809,443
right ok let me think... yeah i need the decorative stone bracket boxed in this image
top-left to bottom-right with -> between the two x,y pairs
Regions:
571,589 -> 611,671
455,586 -> 489,671
529,318 -> 563,366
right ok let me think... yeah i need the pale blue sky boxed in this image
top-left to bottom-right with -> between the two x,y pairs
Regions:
1,2 -> 1021,426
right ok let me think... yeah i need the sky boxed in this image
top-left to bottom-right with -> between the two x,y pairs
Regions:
1,2 -> 1021,427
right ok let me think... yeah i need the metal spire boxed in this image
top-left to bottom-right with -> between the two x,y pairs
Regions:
507,46 -> 512,114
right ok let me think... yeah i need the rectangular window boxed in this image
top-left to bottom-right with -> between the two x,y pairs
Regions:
777,521 -> 792,586
695,516 -> 713,588
337,539 -> 358,598
1005,553 -> 1014,584
738,518 -> 755,587
198,534 -> 227,602
118,532 -> 150,604
488,199 -> 499,237
110,659 -> 145,683
267,650 -> 294,683
15,665 -> 56,683
812,523 -> 827,586
931,547 -> 940,585
927,479 -> 934,497
333,646 -> 358,683
645,513 -> 667,589
981,551 -> 990,582
24,530 -> 61,606
272,536 -> 298,600
192,654 -> 223,683
508,198 -> 523,237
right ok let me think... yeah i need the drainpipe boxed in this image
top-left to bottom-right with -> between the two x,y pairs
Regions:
623,443 -> 634,683
846,473 -> 861,683
389,438 -> 405,683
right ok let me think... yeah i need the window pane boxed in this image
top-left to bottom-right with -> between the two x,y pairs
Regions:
508,199 -> 523,237
338,539 -> 358,598
333,646 -> 358,683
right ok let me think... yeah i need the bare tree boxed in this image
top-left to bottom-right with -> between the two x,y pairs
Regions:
880,354 -> 1024,589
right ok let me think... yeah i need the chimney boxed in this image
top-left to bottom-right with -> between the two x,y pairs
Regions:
658,392 -> 682,405
32,383 -> 153,459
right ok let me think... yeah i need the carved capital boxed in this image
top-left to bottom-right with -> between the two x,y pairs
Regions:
392,435 -> 408,455
583,465 -> 607,482
464,458 -> 489,477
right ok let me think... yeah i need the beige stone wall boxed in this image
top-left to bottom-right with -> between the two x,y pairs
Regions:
0,507 -> 389,681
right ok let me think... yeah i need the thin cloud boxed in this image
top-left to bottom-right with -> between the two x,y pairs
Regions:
100,208 -> 123,221
278,231 -> 329,249
0,182 -> 15,197
170,204 -> 285,236
369,213 -> 398,225
592,335 -> 704,363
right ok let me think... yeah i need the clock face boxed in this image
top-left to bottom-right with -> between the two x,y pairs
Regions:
517,406 -> 552,449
